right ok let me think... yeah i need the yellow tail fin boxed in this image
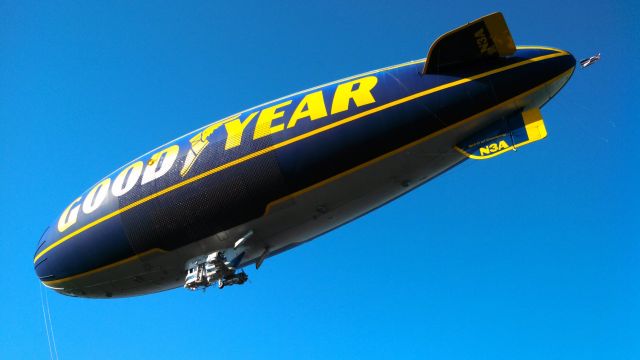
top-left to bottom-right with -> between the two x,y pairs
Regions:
454,108 -> 547,160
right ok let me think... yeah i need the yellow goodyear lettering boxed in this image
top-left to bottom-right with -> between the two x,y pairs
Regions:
224,112 -> 258,150
253,101 -> 292,140
287,91 -> 328,129
54,75 -> 381,232
330,76 -> 378,115
177,75 -> 380,176
181,121 -> 231,176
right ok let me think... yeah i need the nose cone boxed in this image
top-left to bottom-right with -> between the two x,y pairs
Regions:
34,229 -> 52,282
491,47 -> 576,110
540,48 -> 576,101
567,51 -> 577,68
557,49 -> 577,72
552,48 -> 576,79
34,227 -> 74,296
33,218 -> 148,298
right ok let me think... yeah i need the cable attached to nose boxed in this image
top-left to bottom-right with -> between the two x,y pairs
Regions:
39,283 -> 59,360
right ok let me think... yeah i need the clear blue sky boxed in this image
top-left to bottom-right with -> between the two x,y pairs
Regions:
1,1 -> 638,359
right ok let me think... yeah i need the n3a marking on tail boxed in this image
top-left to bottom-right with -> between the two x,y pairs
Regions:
478,139 -> 510,156
454,108 -> 547,160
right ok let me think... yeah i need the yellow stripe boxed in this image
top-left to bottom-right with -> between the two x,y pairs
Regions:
34,49 -> 569,264
43,248 -> 166,286
42,66 -> 575,286
516,45 -> 569,55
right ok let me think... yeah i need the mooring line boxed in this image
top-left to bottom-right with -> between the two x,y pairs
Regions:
39,284 -> 54,360
44,288 -> 59,360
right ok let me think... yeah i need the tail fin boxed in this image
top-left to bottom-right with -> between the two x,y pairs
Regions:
454,108 -> 547,160
422,12 -> 516,75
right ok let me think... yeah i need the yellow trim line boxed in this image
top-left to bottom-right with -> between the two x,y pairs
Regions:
43,248 -> 166,286
35,48 -> 570,264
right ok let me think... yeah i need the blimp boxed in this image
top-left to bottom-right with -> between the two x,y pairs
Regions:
34,13 -> 576,298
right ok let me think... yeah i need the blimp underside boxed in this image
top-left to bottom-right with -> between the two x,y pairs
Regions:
34,13 -> 575,298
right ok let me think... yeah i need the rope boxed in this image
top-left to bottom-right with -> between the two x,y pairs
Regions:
44,288 -> 59,360
39,284 -> 59,360
39,284 -> 54,360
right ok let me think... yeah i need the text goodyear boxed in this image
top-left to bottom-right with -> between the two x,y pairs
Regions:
56,76 -> 379,233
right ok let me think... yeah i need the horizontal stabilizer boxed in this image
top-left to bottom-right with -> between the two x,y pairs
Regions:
454,108 -> 547,160
422,12 -> 516,74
